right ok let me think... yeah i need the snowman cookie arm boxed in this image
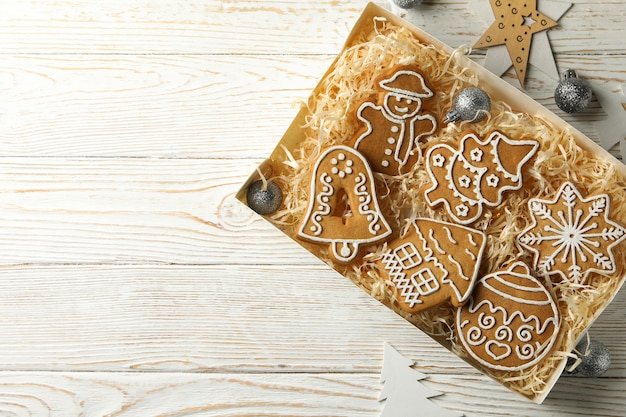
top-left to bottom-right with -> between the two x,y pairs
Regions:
396,113 -> 436,166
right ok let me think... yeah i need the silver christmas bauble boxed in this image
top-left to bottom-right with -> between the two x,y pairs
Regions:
392,0 -> 423,8
247,180 -> 283,215
564,338 -> 611,378
444,87 -> 491,123
554,69 -> 592,113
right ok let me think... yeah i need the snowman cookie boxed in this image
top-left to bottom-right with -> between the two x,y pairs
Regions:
456,262 -> 560,372
379,218 -> 486,313
351,65 -> 437,176
423,130 -> 538,225
298,145 -> 392,263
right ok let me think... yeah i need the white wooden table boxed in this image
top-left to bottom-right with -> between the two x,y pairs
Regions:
0,1 -> 624,415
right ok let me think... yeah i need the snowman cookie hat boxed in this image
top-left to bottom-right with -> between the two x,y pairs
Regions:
379,69 -> 434,100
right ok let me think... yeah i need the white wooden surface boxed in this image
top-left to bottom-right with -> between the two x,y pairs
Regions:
0,1 -> 624,415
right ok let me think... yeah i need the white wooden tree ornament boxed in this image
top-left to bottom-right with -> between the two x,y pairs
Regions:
379,343 -> 463,417
590,81 -> 626,162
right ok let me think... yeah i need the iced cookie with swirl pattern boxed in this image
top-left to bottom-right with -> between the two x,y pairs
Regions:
298,145 -> 392,263
423,130 -> 538,225
351,65 -> 437,176
379,218 -> 486,313
456,262 -> 560,372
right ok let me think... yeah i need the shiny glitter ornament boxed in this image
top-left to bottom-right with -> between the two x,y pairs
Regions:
246,180 -> 283,215
554,69 -> 593,113
392,0 -> 423,8
444,87 -> 491,123
564,337 -> 611,377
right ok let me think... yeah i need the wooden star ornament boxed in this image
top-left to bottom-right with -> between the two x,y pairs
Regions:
474,0 -> 559,87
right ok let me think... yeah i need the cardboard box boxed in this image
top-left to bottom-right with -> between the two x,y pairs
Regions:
237,2 -> 626,403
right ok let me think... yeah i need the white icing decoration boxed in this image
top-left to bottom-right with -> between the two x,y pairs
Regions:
424,131 -> 539,225
486,174 -> 500,187
297,145 -> 392,263
381,218 -> 486,310
495,325 -> 513,342
309,173 -> 333,236
465,248 -> 477,261
456,204 -> 469,217
459,175 -> 472,188
378,70 -> 434,100
517,181 -> 626,283
428,229 -> 446,255
486,341 -> 512,361
516,343 -> 536,361
467,326 -> 487,346
432,153 -> 446,167
478,312 -> 496,329
517,324 -> 534,342
447,254 -> 469,281
455,262 -> 560,371
470,148 -> 484,162
442,226 -> 457,244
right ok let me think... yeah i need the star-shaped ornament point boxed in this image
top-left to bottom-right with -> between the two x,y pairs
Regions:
474,0 -> 559,87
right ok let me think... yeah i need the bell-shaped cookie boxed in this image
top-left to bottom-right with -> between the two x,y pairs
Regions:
298,145 -> 392,263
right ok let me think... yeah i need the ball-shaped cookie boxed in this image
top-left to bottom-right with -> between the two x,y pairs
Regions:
456,262 -> 560,371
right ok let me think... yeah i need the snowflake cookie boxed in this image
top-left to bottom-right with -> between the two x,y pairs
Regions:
298,145 -> 392,263
423,130 -> 538,225
517,181 -> 626,284
379,218 -> 486,313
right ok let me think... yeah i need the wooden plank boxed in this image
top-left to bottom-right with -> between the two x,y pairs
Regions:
0,264 -> 468,372
0,264 -> 622,375
0,54 -> 624,158
0,54 -> 332,158
0,157 -> 322,265
0,371 -> 621,417
0,1 -> 624,55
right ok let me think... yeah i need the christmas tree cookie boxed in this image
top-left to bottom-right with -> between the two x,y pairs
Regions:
379,218 -> 486,313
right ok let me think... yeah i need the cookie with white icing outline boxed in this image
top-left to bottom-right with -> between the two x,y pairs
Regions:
517,181 -> 626,284
379,218 -> 486,313
423,130 -> 538,225
298,145 -> 392,263
456,262 -> 560,372
351,65 -> 437,175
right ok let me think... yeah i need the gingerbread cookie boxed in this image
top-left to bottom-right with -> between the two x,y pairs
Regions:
423,130 -> 538,225
456,262 -> 560,372
379,218 -> 486,313
298,145 -> 392,263
351,65 -> 437,176
517,181 -> 626,284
